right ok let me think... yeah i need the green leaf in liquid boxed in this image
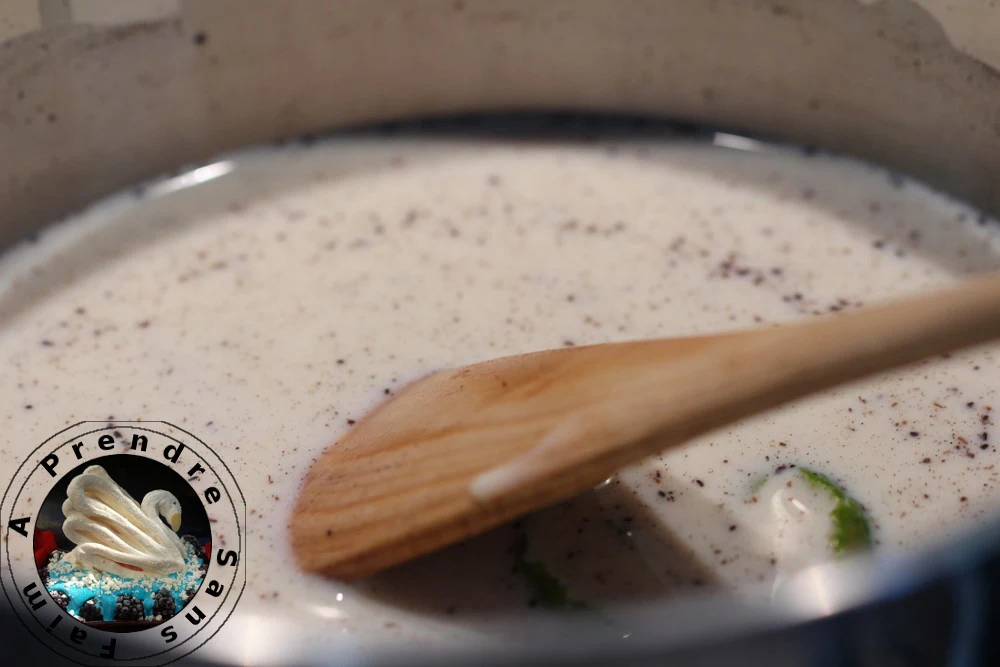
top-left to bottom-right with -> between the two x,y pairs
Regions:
512,534 -> 587,610
797,467 -> 873,554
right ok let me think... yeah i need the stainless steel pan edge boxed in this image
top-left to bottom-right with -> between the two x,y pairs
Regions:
2,1 -> 1000,665
2,0 -> 999,246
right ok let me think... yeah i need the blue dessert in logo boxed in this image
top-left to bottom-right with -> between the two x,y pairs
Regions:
42,540 -> 207,624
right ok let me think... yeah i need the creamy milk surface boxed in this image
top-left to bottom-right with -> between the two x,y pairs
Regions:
2,132 -> 999,647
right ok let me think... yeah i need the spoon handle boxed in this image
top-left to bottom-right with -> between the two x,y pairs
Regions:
472,271 -> 1000,500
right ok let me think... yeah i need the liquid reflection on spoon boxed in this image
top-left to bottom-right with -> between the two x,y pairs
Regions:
594,476 -> 613,490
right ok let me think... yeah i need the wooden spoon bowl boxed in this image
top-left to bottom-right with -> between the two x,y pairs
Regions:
292,272 -> 1000,579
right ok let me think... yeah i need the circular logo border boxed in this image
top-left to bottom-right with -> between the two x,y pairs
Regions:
1,421 -> 246,666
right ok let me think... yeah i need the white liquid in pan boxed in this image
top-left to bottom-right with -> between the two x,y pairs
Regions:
2,132 -> 999,647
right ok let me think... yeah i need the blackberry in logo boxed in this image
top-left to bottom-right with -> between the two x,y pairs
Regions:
50,589 -> 70,611
114,595 -> 145,622
151,588 -> 176,620
79,599 -> 103,622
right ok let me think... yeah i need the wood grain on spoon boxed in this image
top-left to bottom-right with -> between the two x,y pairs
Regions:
292,271 -> 1000,579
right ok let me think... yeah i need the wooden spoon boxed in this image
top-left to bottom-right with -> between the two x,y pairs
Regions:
292,271 -> 1000,579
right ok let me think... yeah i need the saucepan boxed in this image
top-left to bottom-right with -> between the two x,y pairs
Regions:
2,1 -> 1000,665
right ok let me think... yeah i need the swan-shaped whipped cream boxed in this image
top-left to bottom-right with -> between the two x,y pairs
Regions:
61,465 -> 187,577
